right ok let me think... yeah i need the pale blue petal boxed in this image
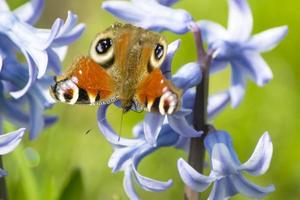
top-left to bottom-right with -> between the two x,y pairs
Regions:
0,128 -> 25,155
97,105 -> 143,146
168,114 -> 202,138
143,112 -> 164,146
52,23 -> 85,47
246,26 -> 288,52
208,179 -> 227,200
229,61 -> 246,108
123,168 -> 140,200
227,0 -> 253,41
132,162 -> 173,192
10,53 -> 37,98
108,144 -> 143,172
208,176 -> 240,200
172,62 -> 201,91
238,52 -> 273,86
28,93 -> 44,140
47,48 -> 62,74
181,87 -> 195,109
0,0 -> 9,11
52,11 -> 86,46
0,51 -> 3,71
177,158 -> 214,192
102,0 -> 192,34
240,132 -> 273,176
231,173 -> 275,198
204,131 -> 240,165
158,0 -> 179,6
102,1 -> 144,23
210,59 -> 228,74
132,122 -> 144,138
14,0 -> 44,24
131,145 -> 173,192
208,91 -> 230,120
161,39 -> 181,79
51,46 -> 68,61
198,20 -> 228,45
210,142 -> 239,175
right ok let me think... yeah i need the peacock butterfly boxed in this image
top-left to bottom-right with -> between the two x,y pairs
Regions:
50,23 -> 181,115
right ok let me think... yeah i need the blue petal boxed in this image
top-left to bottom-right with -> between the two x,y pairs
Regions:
177,158 -> 214,192
143,112 -> 164,146
47,48 -> 62,74
237,52 -> 273,87
210,59 -> 228,74
172,62 -> 201,91
229,60 -> 246,108
168,112 -> 202,138
52,11 -> 86,47
10,53 -> 37,98
132,161 -> 173,192
208,179 -> 227,200
231,173 -> 275,198
27,93 -> 44,140
227,0 -> 253,41
0,50 -> 3,71
108,143 -> 143,172
156,124 -> 180,147
158,0 -> 179,6
123,168 -> 140,200
181,88 -> 195,110
246,26 -> 288,52
102,0 -> 192,34
97,105 -> 144,146
239,132 -> 273,176
208,91 -> 230,120
161,39 -> 181,79
208,176 -> 239,200
210,142 -> 239,175
14,0 -> 44,25
132,122 -> 144,138
204,131 -> 240,166
197,20 -> 228,45
0,128 -> 25,155
130,145 -> 173,192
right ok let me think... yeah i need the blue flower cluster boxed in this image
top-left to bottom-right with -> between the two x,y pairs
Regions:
0,0 -> 84,177
100,0 -> 287,199
0,0 -> 85,139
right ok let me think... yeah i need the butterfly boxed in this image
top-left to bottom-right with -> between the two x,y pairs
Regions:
50,23 -> 181,115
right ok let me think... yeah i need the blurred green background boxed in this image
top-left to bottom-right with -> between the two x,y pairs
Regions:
3,0 -> 299,199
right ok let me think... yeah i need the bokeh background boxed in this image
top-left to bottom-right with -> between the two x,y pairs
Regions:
3,0 -> 299,199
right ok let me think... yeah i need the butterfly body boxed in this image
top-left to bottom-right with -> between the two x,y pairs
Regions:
50,23 -> 181,115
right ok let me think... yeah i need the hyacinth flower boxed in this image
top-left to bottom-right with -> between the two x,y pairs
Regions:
98,105 -> 191,200
0,58 -> 57,139
178,131 -> 274,199
0,0 -> 85,139
102,0 -> 193,34
0,128 -> 25,177
0,0 -> 85,98
198,0 -> 288,107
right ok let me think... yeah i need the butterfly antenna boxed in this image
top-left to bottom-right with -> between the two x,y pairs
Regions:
85,105 -> 119,135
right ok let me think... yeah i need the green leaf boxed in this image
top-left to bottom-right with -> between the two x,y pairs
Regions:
59,168 -> 85,200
